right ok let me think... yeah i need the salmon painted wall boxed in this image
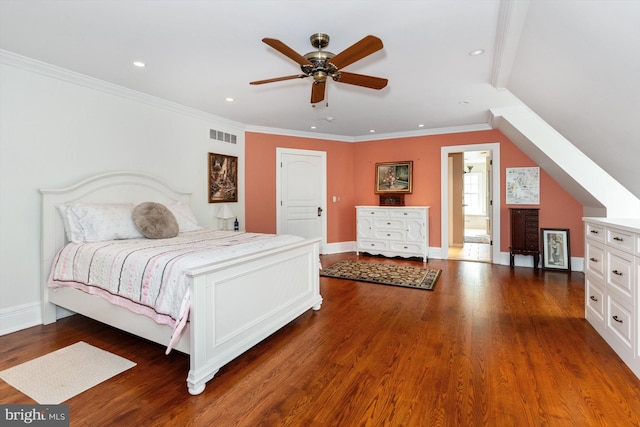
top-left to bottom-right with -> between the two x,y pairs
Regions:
245,132 -> 355,243
352,130 -> 584,256
245,129 -> 584,257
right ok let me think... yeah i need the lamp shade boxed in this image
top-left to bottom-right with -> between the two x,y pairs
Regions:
216,204 -> 235,220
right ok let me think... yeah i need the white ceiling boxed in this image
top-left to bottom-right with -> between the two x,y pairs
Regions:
1,0 -> 639,200
0,0 -> 524,137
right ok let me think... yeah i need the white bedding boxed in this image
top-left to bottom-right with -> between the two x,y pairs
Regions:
48,230 -> 304,352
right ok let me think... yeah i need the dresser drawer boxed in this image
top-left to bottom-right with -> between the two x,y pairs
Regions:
607,296 -> 633,352
357,208 -> 389,218
606,246 -> 635,301
585,241 -> 605,278
585,276 -> 605,322
390,241 -> 425,255
607,227 -> 635,254
585,222 -> 606,243
357,240 -> 388,251
389,209 -> 424,219
373,218 -> 405,230
373,229 -> 405,241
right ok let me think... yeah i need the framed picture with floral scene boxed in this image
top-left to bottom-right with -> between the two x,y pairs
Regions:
375,161 -> 413,194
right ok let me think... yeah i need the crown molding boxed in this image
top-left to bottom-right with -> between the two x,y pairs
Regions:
2,49 -> 493,142
0,49 -> 245,130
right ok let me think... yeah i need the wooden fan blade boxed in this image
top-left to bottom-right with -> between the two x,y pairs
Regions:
262,38 -> 313,66
250,74 -> 308,85
328,35 -> 384,70
311,81 -> 326,103
333,71 -> 388,90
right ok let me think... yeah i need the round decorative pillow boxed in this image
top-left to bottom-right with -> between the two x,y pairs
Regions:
132,202 -> 179,239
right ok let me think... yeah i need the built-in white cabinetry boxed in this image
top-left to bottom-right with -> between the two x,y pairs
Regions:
584,218 -> 640,379
356,206 -> 429,262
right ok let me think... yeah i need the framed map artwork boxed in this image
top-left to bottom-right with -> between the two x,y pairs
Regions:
506,167 -> 540,204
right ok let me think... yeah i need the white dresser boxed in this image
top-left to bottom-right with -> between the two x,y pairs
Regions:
356,206 -> 429,262
583,217 -> 640,379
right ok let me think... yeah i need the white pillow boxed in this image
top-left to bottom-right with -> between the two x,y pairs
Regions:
60,203 -> 144,243
166,202 -> 202,232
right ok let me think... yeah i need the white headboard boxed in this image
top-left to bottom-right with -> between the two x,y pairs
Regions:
40,171 -> 192,322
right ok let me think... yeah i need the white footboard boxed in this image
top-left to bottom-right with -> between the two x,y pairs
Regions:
185,238 -> 322,395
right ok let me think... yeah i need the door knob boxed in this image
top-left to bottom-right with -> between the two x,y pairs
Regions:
317,207 -> 323,216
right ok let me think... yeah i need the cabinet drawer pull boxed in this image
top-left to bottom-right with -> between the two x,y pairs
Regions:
613,236 -> 624,242
403,212 -> 408,215
590,230 -> 599,234
589,257 -> 598,262
386,222 -> 391,225
612,315 -> 623,323
386,233 -> 391,237
590,296 -> 598,302
612,270 -> 623,276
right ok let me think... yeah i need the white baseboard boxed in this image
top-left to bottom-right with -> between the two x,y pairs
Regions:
0,302 -> 41,336
323,242 -> 584,272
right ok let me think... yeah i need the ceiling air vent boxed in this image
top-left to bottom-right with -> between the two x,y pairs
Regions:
209,129 -> 237,144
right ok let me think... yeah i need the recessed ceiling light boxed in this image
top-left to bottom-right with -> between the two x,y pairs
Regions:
369,129 -> 376,133
133,61 -> 146,68
459,100 -> 471,105
469,49 -> 485,56
310,126 -> 317,130
225,97 -> 234,102
418,124 -> 425,128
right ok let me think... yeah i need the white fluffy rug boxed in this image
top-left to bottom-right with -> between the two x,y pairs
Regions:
0,341 -> 136,404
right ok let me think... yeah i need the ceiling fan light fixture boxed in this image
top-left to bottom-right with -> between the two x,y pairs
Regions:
313,71 -> 328,83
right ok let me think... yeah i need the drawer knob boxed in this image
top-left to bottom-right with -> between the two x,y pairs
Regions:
612,270 -> 623,276
386,233 -> 391,236
612,315 -> 623,324
590,295 -> 598,302
387,222 -> 391,225
613,236 -> 624,242
589,257 -> 598,262
590,230 -> 599,234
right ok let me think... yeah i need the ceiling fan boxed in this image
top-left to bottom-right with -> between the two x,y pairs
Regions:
250,33 -> 388,104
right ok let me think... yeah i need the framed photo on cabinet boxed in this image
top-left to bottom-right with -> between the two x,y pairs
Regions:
375,161 -> 413,194
541,228 -> 571,271
208,153 -> 238,203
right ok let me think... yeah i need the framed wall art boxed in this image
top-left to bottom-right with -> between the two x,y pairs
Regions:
375,161 -> 413,194
541,228 -> 571,271
208,153 -> 238,203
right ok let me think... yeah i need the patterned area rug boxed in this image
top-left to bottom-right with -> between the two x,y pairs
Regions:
320,260 -> 441,290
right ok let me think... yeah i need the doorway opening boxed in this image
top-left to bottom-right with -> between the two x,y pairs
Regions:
440,143 -> 501,263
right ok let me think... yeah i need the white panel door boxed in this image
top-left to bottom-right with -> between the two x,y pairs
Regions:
277,148 -> 326,250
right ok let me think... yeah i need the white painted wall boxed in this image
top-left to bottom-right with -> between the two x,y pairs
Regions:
0,58 -> 246,334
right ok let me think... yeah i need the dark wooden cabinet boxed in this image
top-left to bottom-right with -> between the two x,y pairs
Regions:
509,208 -> 540,269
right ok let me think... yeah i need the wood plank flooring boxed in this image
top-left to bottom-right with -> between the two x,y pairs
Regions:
2,253 -> 640,426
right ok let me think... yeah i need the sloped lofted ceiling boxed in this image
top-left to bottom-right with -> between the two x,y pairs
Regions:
1,0 -> 638,201
507,0 -> 640,201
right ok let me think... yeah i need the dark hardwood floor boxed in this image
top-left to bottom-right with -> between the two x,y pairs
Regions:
2,253 -> 640,426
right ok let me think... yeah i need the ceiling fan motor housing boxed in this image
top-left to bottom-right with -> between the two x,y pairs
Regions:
302,50 -> 335,82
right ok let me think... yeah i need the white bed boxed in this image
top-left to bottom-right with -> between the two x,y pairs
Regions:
40,171 -> 322,395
